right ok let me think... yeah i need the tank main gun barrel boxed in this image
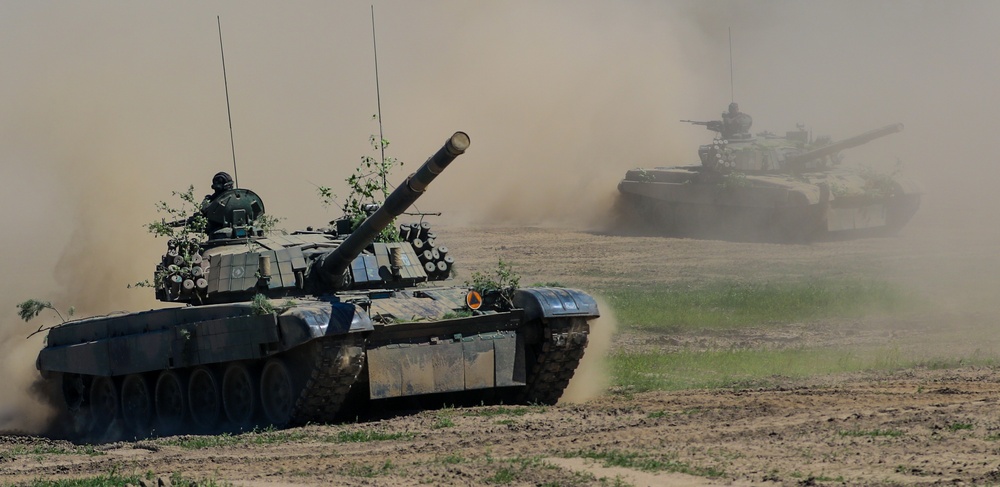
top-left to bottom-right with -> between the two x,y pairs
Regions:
785,123 -> 903,167
316,131 -> 470,286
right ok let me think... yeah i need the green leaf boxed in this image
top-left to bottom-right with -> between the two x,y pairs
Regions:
17,299 -> 52,322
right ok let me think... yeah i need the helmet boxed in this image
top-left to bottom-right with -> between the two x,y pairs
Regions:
728,102 -> 739,113
211,172 -> 234,192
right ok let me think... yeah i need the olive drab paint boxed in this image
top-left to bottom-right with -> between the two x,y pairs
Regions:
36,132 -> 600,440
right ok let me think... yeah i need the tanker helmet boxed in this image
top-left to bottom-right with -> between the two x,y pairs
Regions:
211,172 -> 234,192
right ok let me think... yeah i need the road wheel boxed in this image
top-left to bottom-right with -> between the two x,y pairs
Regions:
223,363 -> 257,430
155,370 -> 186,435
89,376 -> 119,436
121,374 -> 153,438
260,359 -> 295,427
188,367 -> 221,431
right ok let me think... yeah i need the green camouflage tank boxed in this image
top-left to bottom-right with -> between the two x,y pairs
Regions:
617,118 -> 920,241
36,132 -> 598,441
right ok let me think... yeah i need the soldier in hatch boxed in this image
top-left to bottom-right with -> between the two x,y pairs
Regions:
681,102 -> 753,139
202,172 -> 235,209
720,102 -> 752,139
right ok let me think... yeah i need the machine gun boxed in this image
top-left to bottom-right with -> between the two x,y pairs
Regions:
681,119 -> 724,133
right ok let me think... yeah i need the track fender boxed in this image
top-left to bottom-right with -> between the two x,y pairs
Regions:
513,288 -> 600,322
278,301 -> 373,350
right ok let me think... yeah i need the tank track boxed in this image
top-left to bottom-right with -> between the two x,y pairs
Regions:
517,317 -> 590,405
289,334 -> 366,425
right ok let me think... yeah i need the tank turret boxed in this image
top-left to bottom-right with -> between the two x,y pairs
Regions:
153,132 -> 470,305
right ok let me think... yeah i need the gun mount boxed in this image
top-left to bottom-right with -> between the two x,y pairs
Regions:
681,119 -> 724,133
784,123 -> 904,167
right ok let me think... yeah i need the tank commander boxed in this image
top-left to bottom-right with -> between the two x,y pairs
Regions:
164,172 -> 236,231
680,102 -> 753,139
202,171 -> 235,209
163,171 -> 250,239
721,102 -> 752,139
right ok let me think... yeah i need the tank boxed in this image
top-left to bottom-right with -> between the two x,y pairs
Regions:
616,121 -> 921,241
35,132 -> 599,440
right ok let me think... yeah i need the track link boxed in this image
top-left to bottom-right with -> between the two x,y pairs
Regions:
289,334 -> 366,424
518,317 -> 590,404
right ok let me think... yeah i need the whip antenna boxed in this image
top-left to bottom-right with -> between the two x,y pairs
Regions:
729,27 -> 734,103
218,16 -> 239,188
371,5 -> 386,189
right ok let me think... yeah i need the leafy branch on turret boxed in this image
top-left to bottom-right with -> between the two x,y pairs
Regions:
132,186 -> 209,290
317,115 -> 404,243
145,186 -> 209,238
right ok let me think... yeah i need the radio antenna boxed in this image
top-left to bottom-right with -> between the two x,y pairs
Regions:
371,5 -> 387,189
728,27 -> 734,103
217,16 -> 239,188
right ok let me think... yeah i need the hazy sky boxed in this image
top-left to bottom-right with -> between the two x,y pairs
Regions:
1,0 -> 998,334
1,0 -> 999,433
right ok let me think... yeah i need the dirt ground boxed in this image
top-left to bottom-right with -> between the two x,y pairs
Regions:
4,211 -> 1000,486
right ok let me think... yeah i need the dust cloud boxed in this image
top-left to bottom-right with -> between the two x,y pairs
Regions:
561,296 -> 617,404
0,1 -> 997,433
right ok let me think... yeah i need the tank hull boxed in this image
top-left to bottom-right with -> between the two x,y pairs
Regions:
37,287 -> 596,440
617,166 -> 921,241
34,131 -> 603,441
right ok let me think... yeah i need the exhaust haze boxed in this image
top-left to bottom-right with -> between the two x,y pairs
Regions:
1,1 -> 997,432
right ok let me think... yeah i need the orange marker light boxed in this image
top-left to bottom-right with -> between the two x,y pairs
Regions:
466,291 -> 483,310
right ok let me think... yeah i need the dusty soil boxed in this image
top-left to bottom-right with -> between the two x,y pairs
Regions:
4,214 -> 1000,487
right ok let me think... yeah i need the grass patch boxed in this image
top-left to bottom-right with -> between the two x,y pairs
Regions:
432,417 -> 456,429
16,471 -> 229,487
487,467 -> 518,484
483,456 -> 552,485
340,459 -> 395,477
437,453 -> 466,464
603,279 -> 917,330
530,281 -> 566,288
16,473 -> 144,487
611,347 -> 1000,392
0,444 -> 103,460
896,465 -> 929,476
159,433 -> 245,449
562,449 -> 723,478
462,405 -> 542,418
328,430 -> 414,443
948,422 -> 974,432
159,427 -> 412,449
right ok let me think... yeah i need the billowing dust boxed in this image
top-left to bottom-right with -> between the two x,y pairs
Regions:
0,1 -> 998,437
0,148 -> 164,435
561,296 -> 617,404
